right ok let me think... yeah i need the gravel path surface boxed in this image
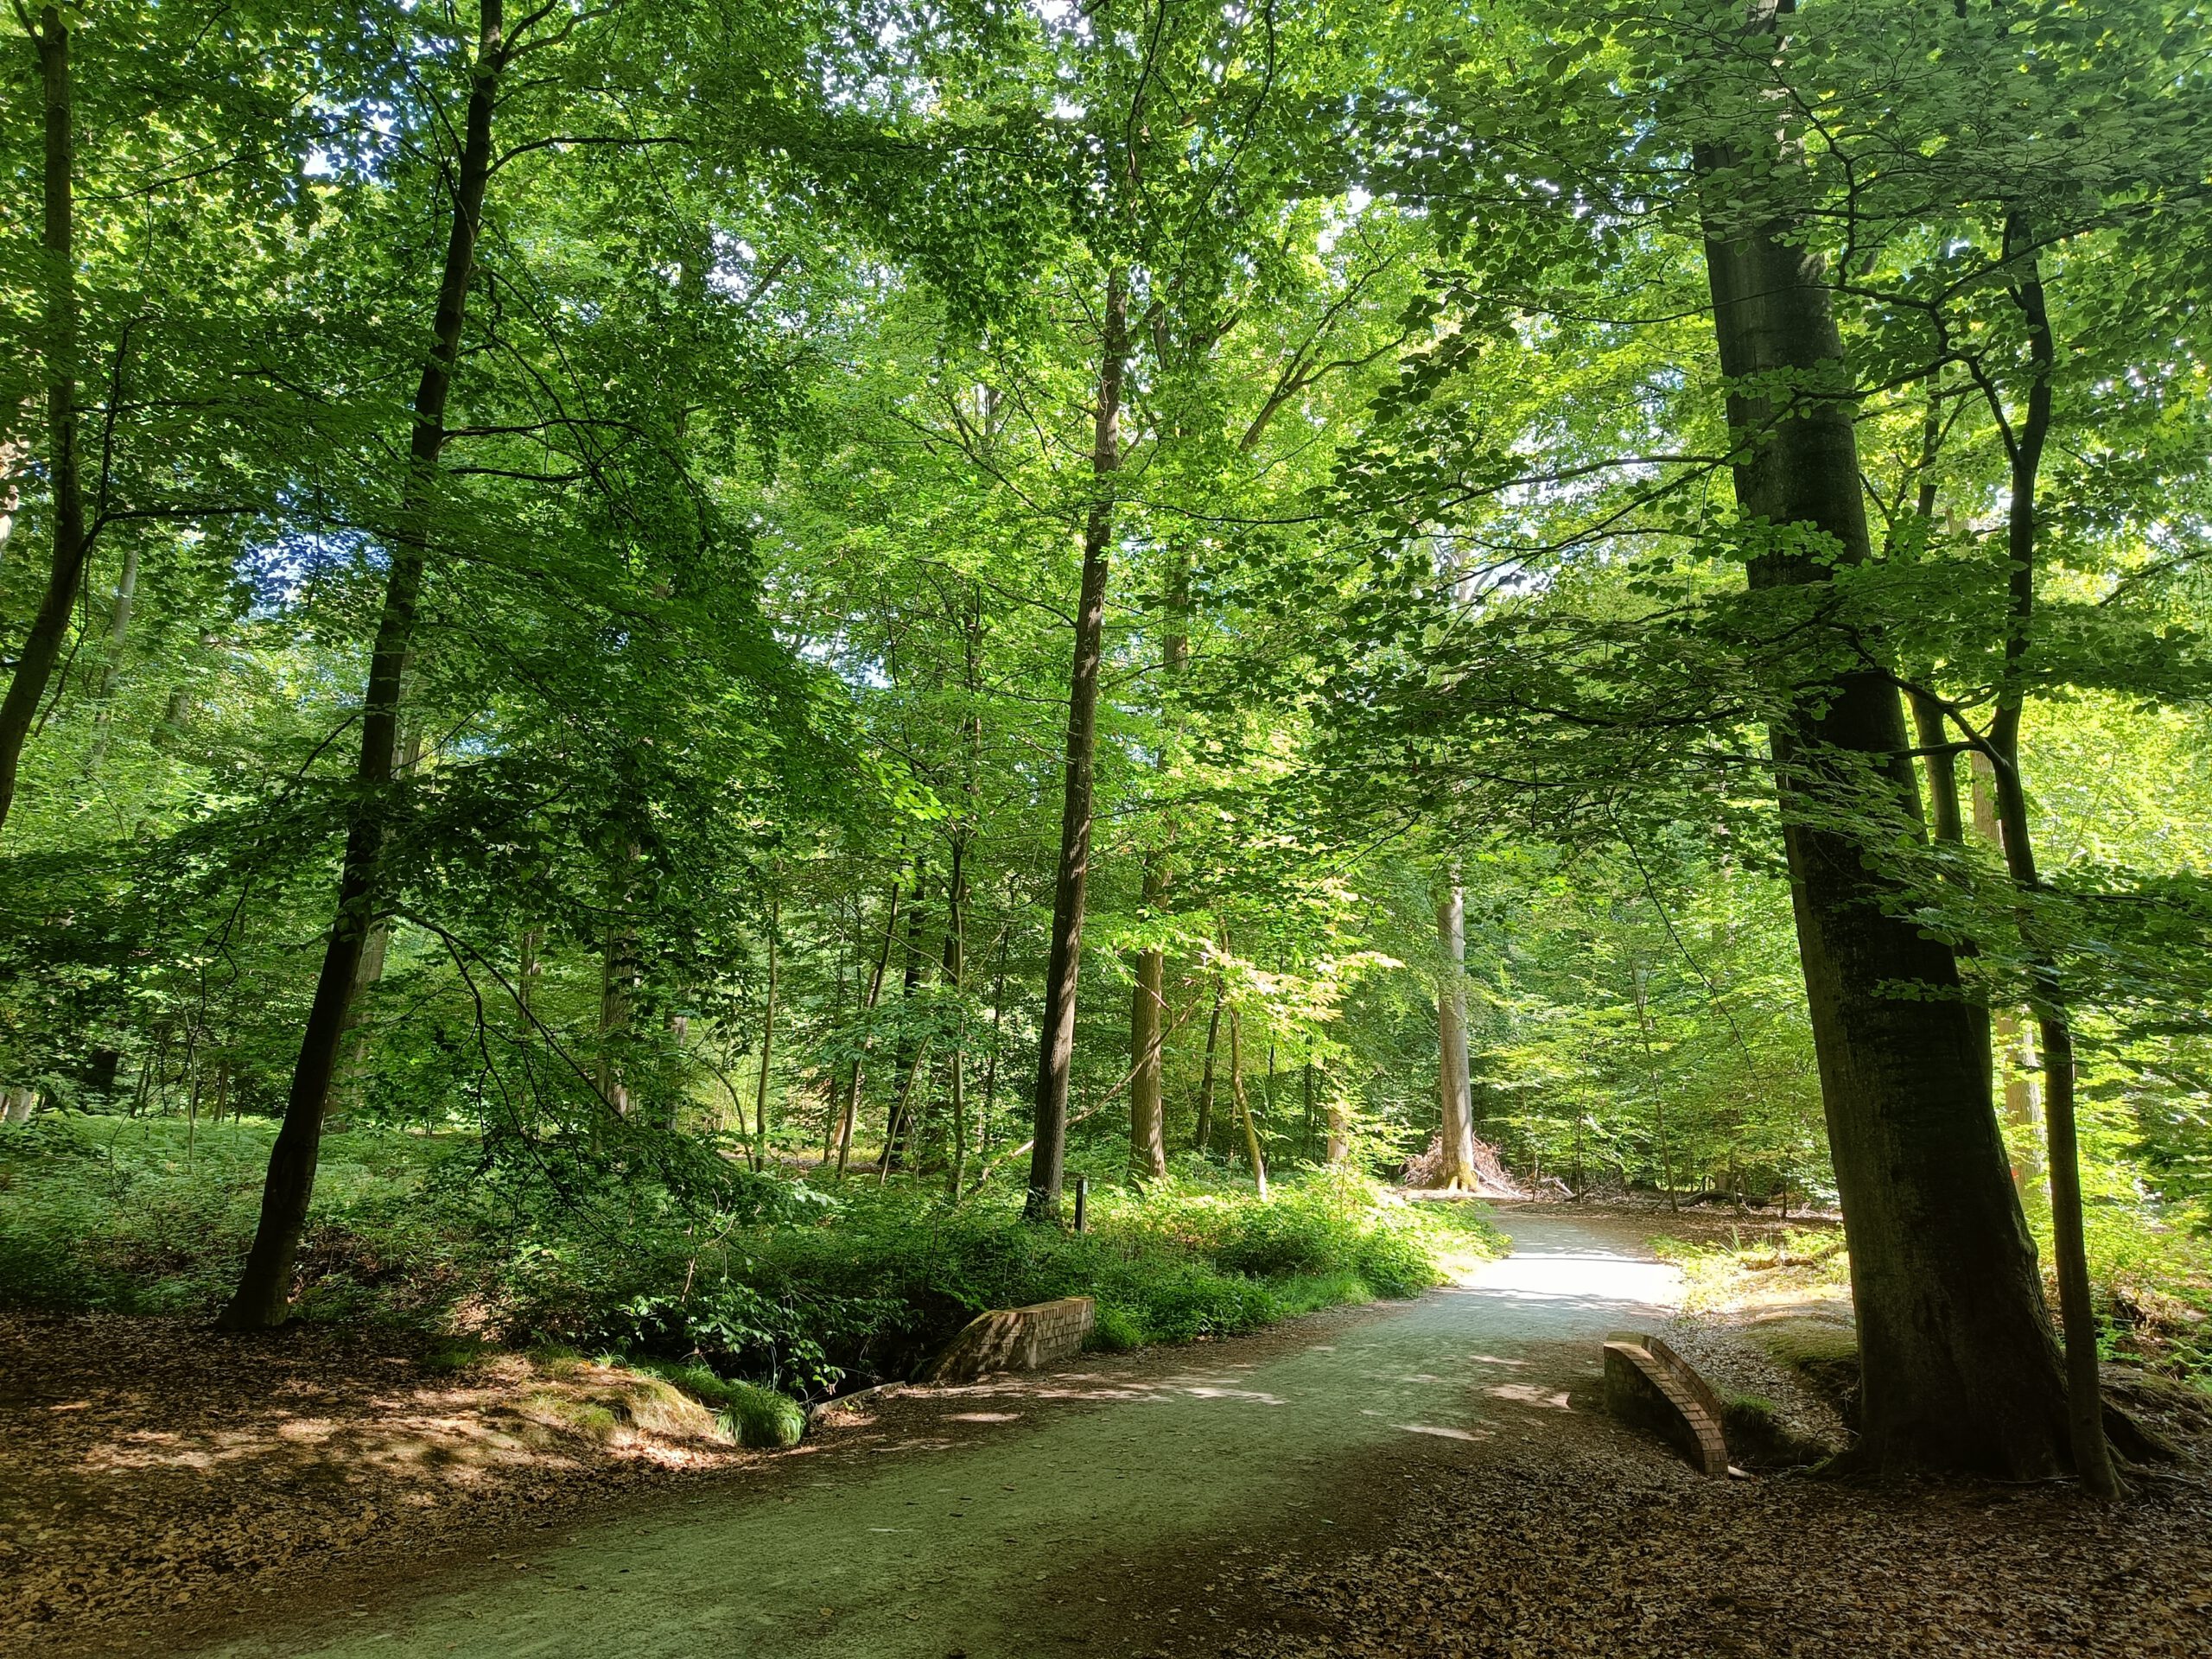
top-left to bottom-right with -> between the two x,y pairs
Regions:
183,1210 -> 1681,1659
35,1207 -> 2209,1659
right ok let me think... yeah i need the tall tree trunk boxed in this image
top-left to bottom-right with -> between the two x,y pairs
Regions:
1229,1007 -> 1267,1200
1433,877 -> 1478,1190
0,8 -> 88,842
597,918 -> 637,1117
752,890 -> 779,1173
333,714 -> 426,1116
1128,874 -> 1169,1179
1977,218 -> 2117,1497
838,879 -> 905,1179
948,592 -> 982,1198
882,869 -> 929,1171
0,435 -> 26,565
1194,978 -> 1224,1154
1692,31 -> 2070,1473
84,542 -> 141,775
1026,267 -> 1128,1222
518,925 -> 541,1018
219,2 -> 505,1330
978,895 -> 1013,1172
1630,961 -> 1676,1211
1968,752 -> 2043,1183
944,836 -> 969,1198
1128,561 -> 1186,1181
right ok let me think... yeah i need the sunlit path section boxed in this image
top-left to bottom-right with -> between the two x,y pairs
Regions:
197,1212 -> 1679,1659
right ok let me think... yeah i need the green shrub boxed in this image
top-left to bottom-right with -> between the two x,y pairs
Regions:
0,1117 -> 1506,1402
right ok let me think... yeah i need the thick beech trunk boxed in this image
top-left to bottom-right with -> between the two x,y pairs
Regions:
1026,268 -> 1128,1221
0,10 -> 87,841
1695,96 -> 2070,1473
1433,879 -> 1478,1189
219,3 -> 505,1329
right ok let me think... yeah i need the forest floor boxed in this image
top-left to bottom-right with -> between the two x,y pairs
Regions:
8,1205 -> 2211,1658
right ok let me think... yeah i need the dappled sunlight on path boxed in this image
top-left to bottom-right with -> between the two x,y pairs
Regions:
192,1211 -> 1681,1659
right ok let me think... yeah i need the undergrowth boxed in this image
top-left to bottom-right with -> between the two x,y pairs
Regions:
0,1114 -> 1504,1406
1653,1205 -> 2212,1385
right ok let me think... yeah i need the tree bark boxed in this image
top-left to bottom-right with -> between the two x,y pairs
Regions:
84,541 -> 141,775
1189,978 -> 1221,1153
837,879 -> 904,1179
1128,561 -> 1186,1181
1977,217 -> 2118,1497
752,890 -> 779,1173
1229,1007 -> 1268,1199
1433,878 -> 1478,1190
0,8 -> 88,842
1693,42 -> 2070,1473
944,836 -> 969,1198
1128,870 -> 1169,1179
1026,266 -> 1128,1222
881,868 -> 929,1171
219,2 -> 505,1330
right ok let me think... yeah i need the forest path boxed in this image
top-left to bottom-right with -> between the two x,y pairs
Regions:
198,1209 -> 1679,1659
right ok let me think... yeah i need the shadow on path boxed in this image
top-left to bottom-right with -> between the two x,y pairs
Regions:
194,1210 -> 1680,1659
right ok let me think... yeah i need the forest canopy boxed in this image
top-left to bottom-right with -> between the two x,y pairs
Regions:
3,0 -> 2210,1491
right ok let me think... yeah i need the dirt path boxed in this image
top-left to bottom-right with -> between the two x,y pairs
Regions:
187,1208 -> 1675,1659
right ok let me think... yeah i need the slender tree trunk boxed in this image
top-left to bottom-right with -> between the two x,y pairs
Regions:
1128,563 -> 1186,1181
945,846 -> 969,1198
821,904 -> 854,1167
1027,267 -> 1128,1222
597,916 -> 637,1118
1976,218 -> 2117,1497
838,879 -> 904,1179
518,925 -> 541,1018
977,882 -> 1013,1171
1128,884 -> 1169,1179
1967,752 -> 2043,1184
334,715 -> 425,1116
1433,878 -> 1478,1190
752,891 -> 779,1173
1229,1007 -> 1267,1200
0,9 -> 88,842
84,542 -> 141,775
1194,979 -> 1224,1154
883,870 -> 928,1170
1631,962 -> 1676,1211
0,435 -> 25,565
219,3 -> 505,1330
1692,31 -> 2070,1474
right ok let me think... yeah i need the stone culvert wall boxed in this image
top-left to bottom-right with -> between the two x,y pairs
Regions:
922,1297 -> 1097,1384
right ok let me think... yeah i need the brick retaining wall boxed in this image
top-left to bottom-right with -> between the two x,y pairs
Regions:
921,1296 -> 1096,1384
